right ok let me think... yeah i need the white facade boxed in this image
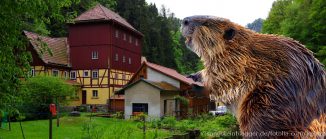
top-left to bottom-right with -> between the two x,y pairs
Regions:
124,81 -> 178,119
124,81 -> 161,119
147,68 -> 180,88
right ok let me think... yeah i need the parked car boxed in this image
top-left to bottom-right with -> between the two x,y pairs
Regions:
209,106 -> 227,116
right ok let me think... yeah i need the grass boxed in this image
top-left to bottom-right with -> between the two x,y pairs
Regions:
0,113 -> 239,139
0,113 -> 171,139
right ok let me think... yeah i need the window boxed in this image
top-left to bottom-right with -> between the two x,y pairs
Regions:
92,51 -> 98,59
92,90 -> 98,98
135,39 -> 138,46
115,30 -> 119,38
123,33 -> 126,40
115,53 -> 119,61
31,68 -> 35,77
84,71 -> 89,77
70,71 -> 76,79
52,69 -> 59,77
132,103 -> 148,113
128,58 -> 131,64
92,70 -> 98,79
64,71 -> 69,78
122,74 -> 126,80
114,73 -> 118,79
129,36 -> 132,43
122,56 -> 126,63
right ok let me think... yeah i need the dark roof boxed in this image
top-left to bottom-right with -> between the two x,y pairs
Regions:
24,31 -> 70,67
116,79 -> 180,94
74,4 -> 142,36
129,61 -> 203,86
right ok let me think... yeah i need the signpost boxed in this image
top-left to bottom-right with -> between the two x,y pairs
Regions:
49,104 -> 56,139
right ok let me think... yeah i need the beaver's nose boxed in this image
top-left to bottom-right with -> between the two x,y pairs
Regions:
182,15 -> 213,27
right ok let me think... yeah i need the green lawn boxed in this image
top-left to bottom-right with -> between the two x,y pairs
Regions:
0,113 -> 239,139
0,114 -> 171,139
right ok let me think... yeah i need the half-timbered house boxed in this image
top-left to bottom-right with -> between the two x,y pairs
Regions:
67,4 -> 142,106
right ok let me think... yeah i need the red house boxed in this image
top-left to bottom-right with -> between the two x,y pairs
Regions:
67,4 -> 143,106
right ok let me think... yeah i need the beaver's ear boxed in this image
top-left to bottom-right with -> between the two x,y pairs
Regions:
223,28 -> 236,40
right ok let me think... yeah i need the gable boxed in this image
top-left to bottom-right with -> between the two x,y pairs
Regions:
147,67 -> 180,88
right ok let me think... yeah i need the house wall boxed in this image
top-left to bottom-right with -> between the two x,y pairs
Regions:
81,87 -> 110,104
124,81 -> 161,119
68,21 -> 142,106
31,66 -> 70,78
147,68 -> 180,88
68,22 -> 142,73
160,92 -> 179,117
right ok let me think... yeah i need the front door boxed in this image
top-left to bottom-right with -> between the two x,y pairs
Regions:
82,90 -> 87,104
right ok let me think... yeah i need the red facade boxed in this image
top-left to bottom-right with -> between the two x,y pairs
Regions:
68,22 -> 142,72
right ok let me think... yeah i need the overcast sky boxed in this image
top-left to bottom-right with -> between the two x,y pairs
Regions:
145,0 -> 276,26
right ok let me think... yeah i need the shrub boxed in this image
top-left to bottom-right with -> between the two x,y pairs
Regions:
19,76 -> 75,120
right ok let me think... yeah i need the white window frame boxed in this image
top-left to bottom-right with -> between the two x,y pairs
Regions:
129,36 -> 132,43
52,69 -> 59,77
92,70 -> 99,79
92,90 -> 98,98
115,30 -> 119,38
115,53 -> 119,61
70,71 -> 76,79
92,51 -> 98,59
31,68 -> 35,77
128,58 -> 131,64
64,71 -> 69,78
84,71 -> 89,77
123,56 -> 126,63
114,73 -> 118,79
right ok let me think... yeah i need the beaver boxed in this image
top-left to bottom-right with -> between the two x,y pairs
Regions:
181,15 -> 325,138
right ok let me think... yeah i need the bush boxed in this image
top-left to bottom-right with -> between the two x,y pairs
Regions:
161,116 -> 177,130
19,76 -> 75,120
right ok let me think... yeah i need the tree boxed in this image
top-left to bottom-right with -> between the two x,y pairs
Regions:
115,0 -> 202,73
246,18 -> 264,32
0,0 -> 78,113
262,0 -> 326,66
19,76 -> 76,120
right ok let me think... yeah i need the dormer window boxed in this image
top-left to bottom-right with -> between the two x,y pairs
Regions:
92,51 -> 98,59
115,30 -> 119,38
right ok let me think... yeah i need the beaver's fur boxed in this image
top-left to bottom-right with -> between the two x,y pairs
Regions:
182,16 -> 325,138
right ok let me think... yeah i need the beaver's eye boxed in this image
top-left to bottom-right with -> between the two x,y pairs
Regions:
224,28 -> 236,40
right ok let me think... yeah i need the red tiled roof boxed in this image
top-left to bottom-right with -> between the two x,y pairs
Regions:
116,79 -> 180,94
74,4 -> 140,35
24,31 -> 70,67
146,80 -> 179,91
146,62 -> 203,86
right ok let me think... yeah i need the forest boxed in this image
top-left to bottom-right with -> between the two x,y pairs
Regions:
0,0 -> 325,111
